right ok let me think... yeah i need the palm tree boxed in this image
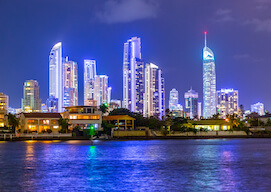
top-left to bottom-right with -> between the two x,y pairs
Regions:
58,117 -> 70,133
99,103 -> 109,114
6,113 -> 20,133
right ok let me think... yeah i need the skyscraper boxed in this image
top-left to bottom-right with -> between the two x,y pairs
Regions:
107,86 -> 112,104
84,59 -> 97,105
123,37 -> 144,113
22,80 -> 41,112
198,102 -> 202,118
169,88 -> 179,111
251,102 -> 265,116
203,32 -> 216,118
184,88 -> 198,119
144,63 -> 165,119
63,57 -> 78,107
94,75 -> 108,107
216,89 -> 238,119
0,93 -> 8,127
49,42 -> 63,112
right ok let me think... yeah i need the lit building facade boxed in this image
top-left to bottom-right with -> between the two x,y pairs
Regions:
84,59 -> 97,105
198,102 -> 202,118
63,57 -> 78,107
123,37 -> 144,114
169,88 -> 179,111
216,89 -> 238,119
46,95 -> 58,113
184,89 -> 198,119
22,80 -> 41,112
251,102 -> 265,116
49,42 -> 63,112
203,32 -> 216,118
107,87 -> 112,104
0,93 -> 8,127
94,75 -> 108,107
144,63 -> 165,119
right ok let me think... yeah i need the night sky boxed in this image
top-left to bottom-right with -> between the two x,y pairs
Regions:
1,0 -> 271,111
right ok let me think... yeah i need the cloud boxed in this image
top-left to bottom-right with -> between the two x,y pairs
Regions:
214,9 -> 233,22
245,19 -> 271,32
95,0 -> 159,24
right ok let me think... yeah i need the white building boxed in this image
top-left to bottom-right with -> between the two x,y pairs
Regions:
63,57 -> 78,107
49,42 -> 63,112
198,102 -> 202,118
94,75 -> 108,107
203,32 -> 216,118
216,89 -> 238,119
169,88 -> 179,111
84,59 -> 97,105
144,63 -> 165,119
123,37 -> 144,114
251,102 -> 265,116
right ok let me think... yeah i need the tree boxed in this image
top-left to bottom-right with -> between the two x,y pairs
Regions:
58,117 -> 70,133
6,113 -> 19,133
109,108 -> 134,116
102,120 -> 115,136
99,103 -> 108,114
211,113 -> 220,120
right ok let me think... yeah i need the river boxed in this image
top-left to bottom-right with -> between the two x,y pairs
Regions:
0,139 -> 270,191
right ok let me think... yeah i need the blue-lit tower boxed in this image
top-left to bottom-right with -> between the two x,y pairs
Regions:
203,32 -> 216,118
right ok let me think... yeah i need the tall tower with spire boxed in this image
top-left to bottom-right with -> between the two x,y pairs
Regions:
203,32 -> 216,118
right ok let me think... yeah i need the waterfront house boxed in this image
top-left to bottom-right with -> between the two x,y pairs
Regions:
103,115 -> 135,130
20,113 -> 62,133
188,120 -> 232,131
63,106 -> 102,130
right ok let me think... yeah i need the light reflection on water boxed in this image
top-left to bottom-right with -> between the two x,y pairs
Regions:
0,139 -> 270,191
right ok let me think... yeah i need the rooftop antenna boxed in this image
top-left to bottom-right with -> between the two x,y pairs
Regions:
204,31 -> 207,47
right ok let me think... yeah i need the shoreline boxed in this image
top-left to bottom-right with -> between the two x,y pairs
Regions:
1,135 -> 271,141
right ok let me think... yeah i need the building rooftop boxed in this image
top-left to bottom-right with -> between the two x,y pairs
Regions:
103,115 -> 135,121
22,113 -> 62,118
64,106 -> 98,109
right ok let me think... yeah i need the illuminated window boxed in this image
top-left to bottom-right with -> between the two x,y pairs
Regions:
0,122 -> 4,127
27,119 -> 38,124
214,125 -> 219,131
53,126 -> 59,129
90,115 -> 99,120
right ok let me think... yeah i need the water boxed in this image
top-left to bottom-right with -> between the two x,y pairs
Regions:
0,139 -> 270,191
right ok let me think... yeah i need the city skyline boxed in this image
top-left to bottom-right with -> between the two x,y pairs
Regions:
1,0 -> 271,111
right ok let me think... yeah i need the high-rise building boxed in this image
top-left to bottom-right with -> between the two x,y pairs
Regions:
94,75 -> 108,107
123,37 -> 144,114
49,42 -> 63,112
22,80 -> 41,112
84,59 -> 97,105
46,95 -> 58,112
216,89 -> 238,119
203,32 -> 216,118
169,88 -> 179,111
0,93 -> 8,127
107,87 -> 112,104
63,57 -> 78,107
144,63 -> 165,119
198,102 -> 202,118
184,88 -> 198,119
251,102 -> 265,116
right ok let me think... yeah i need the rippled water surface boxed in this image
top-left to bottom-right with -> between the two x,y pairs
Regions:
0,139 -> 271,191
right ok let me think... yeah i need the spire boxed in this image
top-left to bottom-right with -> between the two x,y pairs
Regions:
204,31 -> 207,47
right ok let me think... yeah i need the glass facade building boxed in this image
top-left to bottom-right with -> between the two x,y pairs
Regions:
184,89 -> 198,119
123,37 -> 144,114
203,32 -> 216,118
84,59 -> 97,105
94,75 -> 109,107
22,80 -> 41,112
169,88 -> 179,111
63,57 -> 78,107
144,63 -> 165,119
49,42 -> 63,112
251,102 -> 265,116
216,89 -> 238,119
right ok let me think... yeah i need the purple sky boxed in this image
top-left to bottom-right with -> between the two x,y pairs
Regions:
1,0 -> 271,111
